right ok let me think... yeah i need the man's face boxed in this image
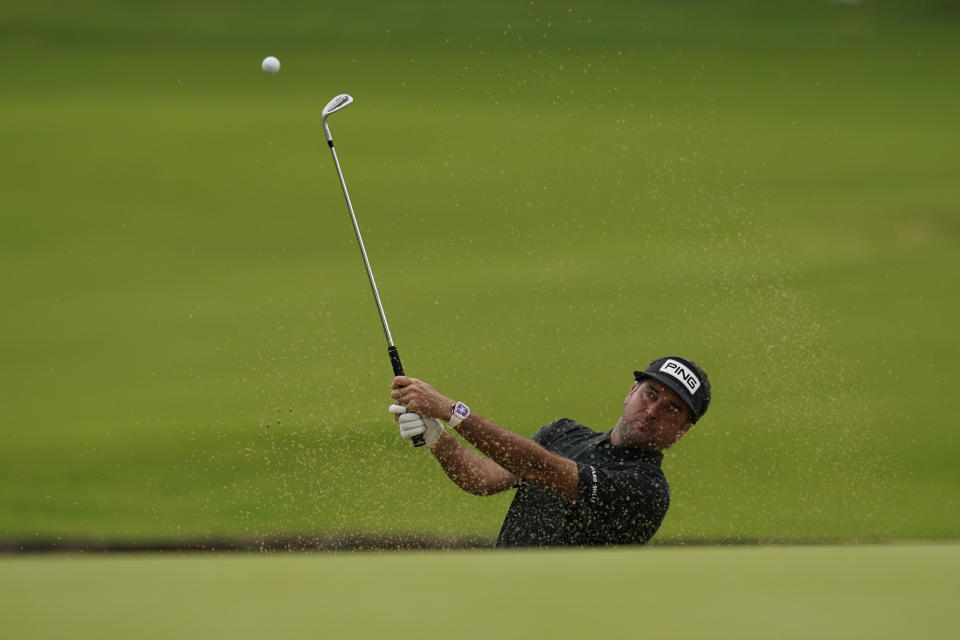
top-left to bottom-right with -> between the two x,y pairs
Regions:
611,379 -> 692,451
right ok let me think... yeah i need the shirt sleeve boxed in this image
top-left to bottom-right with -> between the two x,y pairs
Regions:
576,462 -> 671,544
530,419 -> 572,447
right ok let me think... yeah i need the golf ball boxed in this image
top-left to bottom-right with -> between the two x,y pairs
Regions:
262,56 -> 281,74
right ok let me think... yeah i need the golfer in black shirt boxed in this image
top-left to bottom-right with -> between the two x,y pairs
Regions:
389,356 -> 711,547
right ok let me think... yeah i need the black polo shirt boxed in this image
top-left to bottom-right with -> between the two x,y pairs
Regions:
496,419 -> 670,547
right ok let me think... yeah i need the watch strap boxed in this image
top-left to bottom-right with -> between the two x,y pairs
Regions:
448,401 -> 471,428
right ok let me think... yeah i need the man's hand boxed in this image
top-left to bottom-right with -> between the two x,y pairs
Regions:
390,376 -> 456,421
389,404 -> 445,448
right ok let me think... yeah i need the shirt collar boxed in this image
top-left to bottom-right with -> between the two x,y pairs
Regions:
602,430 -> 665,465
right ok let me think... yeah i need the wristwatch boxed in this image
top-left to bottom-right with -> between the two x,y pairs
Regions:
448,401 -> 471,428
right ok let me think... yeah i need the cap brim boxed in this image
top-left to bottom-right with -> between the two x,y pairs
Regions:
634,370 -> 699,423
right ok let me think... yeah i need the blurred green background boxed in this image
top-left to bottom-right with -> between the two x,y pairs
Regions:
1,0 -> 958,546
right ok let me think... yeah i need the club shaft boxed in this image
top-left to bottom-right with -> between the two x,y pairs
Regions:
324,116 -> 426,448
327,144 -> 395,348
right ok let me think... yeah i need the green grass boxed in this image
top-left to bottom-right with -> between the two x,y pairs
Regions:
2,1 -> 959,545
2,545 -> 958,639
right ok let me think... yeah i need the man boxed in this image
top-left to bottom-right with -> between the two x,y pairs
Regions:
389,356 -> 711,547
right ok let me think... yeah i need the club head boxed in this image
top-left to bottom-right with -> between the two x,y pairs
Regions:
322,94 -> 354,120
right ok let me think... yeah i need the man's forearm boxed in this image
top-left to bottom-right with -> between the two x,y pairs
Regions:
429,432 -> 518,496
452,412 -> 580,501
389,375 -> 580,501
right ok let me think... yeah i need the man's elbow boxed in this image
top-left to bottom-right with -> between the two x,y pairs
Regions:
468,485 -> 502,497
465,473 -> 520,497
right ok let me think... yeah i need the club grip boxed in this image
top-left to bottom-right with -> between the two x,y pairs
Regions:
388,345 -> 404,376
388,346 -> 426,448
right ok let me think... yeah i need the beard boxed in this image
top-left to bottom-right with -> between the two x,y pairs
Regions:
612,418 -> 661,451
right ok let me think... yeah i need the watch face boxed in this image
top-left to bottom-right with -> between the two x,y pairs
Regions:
454,403 -> 470,419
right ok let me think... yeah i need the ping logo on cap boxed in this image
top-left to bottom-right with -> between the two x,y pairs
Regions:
660,359 -> 701,394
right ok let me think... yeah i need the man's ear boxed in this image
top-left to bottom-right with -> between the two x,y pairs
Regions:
625,381 -> 640,404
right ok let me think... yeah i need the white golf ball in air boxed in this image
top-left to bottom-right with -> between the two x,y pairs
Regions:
262,56 -> 281,74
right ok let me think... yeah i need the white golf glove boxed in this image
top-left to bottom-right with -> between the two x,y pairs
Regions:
389,404 -> 445,448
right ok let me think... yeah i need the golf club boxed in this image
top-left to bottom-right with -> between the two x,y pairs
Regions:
321,93 -> 426,448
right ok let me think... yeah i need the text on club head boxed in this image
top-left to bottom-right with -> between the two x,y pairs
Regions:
324,94 -> 354,116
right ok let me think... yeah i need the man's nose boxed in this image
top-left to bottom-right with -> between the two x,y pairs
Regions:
645,399 -> 667,419
643,400 -> 660,419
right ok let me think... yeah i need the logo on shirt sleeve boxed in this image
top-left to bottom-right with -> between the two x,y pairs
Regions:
589,466 -> 599,503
